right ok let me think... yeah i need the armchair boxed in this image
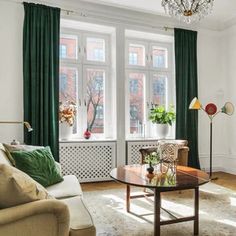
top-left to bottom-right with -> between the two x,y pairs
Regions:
0,199 -> 69,236
139,139 -> 189,166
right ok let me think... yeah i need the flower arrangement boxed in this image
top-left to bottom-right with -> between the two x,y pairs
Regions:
59,101 -> 76,126
144,151 -> 160,174
144,151 -> 160,166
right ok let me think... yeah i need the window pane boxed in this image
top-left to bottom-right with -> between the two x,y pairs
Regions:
152,74 -> 167,106
152,47 -> 168,68
60,35 -> 77,60
129,72 -> 145,134
128,44 -> 145,66
86,68 -> 105,134
59,67 -> 78,133
86,37 -> 105,62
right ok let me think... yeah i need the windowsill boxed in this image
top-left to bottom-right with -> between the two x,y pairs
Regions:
126,136 -> 175,141
59,137 -> 117,143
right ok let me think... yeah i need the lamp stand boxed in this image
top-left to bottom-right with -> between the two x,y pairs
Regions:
209,120 -> 218,181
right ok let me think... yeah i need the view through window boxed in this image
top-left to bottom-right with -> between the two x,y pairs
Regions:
59,31 -> 111,138
126,38 -> 173,137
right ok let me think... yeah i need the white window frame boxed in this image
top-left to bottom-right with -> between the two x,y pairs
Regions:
125,37 -> 174,139
125,39 -> 148,70
60,28 -> 112,139
83,32 -> 110,66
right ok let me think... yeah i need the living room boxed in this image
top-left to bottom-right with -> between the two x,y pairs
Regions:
0,0 -> 236,235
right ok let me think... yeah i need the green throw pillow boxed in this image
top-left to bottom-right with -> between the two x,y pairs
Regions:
11,147 -> 63,187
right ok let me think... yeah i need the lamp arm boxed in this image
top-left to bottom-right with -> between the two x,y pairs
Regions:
200,107 -> 222,121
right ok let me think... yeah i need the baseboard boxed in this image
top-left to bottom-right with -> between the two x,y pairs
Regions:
199,153 -> 236,175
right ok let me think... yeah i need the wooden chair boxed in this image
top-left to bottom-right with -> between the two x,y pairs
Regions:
139,139 -> 189,166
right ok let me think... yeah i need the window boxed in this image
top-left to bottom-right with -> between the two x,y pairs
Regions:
128,43 -> 145,66
60,35 -> 78,60
129,52 -> 138,65
60,45 -> 67,58
60,30 -> 112,138
126,38 -> 174,138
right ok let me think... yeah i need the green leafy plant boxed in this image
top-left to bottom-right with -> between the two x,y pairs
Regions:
144,152 -> 160,166
149,105 -> 176,126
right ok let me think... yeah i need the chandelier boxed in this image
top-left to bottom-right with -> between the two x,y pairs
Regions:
161,0 -> 214,24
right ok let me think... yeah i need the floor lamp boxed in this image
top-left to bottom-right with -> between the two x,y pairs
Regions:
189,98 -> 234,180
0,121 -> 33,133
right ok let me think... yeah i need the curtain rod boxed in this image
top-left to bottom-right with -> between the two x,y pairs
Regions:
6,0 -> 174,31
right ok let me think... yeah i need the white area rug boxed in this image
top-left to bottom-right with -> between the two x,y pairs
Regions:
83,182 -> 236,236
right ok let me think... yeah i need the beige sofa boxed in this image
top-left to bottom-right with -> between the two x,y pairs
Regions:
0,143 -> 96,236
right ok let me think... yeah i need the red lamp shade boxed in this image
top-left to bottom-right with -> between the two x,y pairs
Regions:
205,103 -> 217,115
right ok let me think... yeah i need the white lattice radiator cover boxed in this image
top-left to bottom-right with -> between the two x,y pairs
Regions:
60,142 -> 116,183
126,140 -> 158,164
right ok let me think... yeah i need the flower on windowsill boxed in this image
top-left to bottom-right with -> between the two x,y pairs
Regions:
59,101 -> 76,126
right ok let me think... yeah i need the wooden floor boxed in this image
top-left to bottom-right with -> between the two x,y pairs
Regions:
81,171 -> 236,192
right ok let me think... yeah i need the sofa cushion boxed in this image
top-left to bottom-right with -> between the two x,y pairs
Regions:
3,143 -> 45,166
10,147 -> 63,187
61,196 -> 96,236
46,175 -> 83,199
0,164 -> 51,209
0,144 -> 13,166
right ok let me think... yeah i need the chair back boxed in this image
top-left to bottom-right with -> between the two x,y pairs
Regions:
158,142 -> 179,163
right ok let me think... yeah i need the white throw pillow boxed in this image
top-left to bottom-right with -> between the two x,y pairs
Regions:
0,164 -> 52,209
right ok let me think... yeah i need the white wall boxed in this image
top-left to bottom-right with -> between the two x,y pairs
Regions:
0,0 -> 231,172
197,29 -> 228,171
218,25 -> 236,174
0,1 -> 24,143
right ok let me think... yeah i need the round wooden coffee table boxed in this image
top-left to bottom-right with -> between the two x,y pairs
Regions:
110,164 -> 209,236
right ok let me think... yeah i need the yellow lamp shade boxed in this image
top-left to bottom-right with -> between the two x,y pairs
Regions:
189,97 -> 201,110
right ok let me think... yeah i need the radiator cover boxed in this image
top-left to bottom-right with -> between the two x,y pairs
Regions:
126,140 -> 158,164
60,142 -> 116,182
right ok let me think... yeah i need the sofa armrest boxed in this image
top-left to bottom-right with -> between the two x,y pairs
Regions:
0,199 -> 70,236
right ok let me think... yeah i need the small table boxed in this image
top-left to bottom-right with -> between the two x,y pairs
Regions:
110,164 -> 209,236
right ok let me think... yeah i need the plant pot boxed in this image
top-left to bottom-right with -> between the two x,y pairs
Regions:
59,122 -> 73,140
154,124 -> 169,139
147,165 -> 154,174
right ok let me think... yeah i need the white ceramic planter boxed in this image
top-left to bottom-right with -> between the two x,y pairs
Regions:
154,124 -> 169,139
59,122 -> 73,140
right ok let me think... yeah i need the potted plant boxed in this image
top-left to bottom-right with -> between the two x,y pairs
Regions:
144,151 -> 160,174
59,101 -> 76,140
149,105 -> 175,139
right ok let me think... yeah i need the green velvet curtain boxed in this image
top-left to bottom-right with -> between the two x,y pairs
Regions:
23,2 -> 60,161
174,28 -> 200,169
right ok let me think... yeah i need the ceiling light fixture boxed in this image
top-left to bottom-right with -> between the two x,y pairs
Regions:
161,0 -> 214,24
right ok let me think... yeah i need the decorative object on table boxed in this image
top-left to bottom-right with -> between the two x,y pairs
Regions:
0,121 -> 33,132
149,104 -> 175,139
161,0 -> 214,24
144,151 -> 160,175
158,142 -> 179,180
84,128 -> 91,139
59,101 -> 76,140
189,97 -> 234,180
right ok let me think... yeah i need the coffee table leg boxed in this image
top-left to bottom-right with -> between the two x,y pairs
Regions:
154,189 -> 161,236
194,187 -> 199,235
126,185 -> 130,212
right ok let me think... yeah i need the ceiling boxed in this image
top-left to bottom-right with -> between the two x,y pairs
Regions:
79,0 -> 236,30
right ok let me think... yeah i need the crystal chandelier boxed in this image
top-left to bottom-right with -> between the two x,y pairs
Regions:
161,0 -> 214,24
